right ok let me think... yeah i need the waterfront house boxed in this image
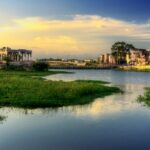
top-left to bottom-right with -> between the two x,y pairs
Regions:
0,47 -> 32,63
127,49 -> 149,65
98,48 -> 150,66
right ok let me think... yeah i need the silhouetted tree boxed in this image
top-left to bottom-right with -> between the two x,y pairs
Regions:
111,41 -> 135,64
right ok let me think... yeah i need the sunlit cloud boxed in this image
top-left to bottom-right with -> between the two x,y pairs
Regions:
0,15 -> 150,58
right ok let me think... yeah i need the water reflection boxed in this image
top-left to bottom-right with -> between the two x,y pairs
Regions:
1,70 -> 150,150
56,83 -> 145,118
47,69 -> 150,86
0,83 -> 146,121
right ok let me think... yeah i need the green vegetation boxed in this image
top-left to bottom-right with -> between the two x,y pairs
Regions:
0,70 -> 121,108
75,80 -> 109,84
0,70 -> 69,78
3,56 -> 11,68
111,41 -> 135,65
0,116 -> 6,122
33,62 -> 49,71
118,66 -> 150,72
138,88 -> 150,106
2,61 -> 49,72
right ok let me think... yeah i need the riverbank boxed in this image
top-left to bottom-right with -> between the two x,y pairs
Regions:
49,65 -> 150,72
118,65 -> 150,72
0,70 -> 121,108
49,65 -> 117,70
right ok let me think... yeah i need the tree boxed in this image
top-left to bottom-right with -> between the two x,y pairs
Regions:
4,56 -> 11,68
33,62 -> 49,71
111,42 -> 135,65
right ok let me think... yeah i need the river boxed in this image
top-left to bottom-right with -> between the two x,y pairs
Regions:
0,69 -> 150,150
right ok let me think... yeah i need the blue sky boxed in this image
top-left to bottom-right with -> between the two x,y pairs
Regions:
0,0 -> 150,58
1,0 -> 150,21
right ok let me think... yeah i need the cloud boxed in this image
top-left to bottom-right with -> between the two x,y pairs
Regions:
0,15 -> 150,58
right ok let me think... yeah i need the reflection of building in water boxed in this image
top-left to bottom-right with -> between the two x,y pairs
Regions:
0,47 -> 32,62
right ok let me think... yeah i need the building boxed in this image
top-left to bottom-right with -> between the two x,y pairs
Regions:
98,48 -> 150,66
126,49 -> 150,65
47,59 -> 87,67
0,47 -> 32,62
98,54 -> 105,64
98,54 -> 116,64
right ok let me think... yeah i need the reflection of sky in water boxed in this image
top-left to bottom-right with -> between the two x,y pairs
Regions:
43,69 -> 150,118
0,70 -> 150,150
0,83 -> 147,120
46,69 -> 150,86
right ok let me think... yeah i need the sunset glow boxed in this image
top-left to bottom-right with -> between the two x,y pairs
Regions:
0,0 -> 149,58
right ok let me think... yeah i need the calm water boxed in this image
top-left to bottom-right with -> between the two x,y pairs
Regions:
1,69 -> 150,150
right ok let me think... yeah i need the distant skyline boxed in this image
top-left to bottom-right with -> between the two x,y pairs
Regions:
0,0 -> 150,58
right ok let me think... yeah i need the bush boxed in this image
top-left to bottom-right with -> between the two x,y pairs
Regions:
2,64 -> 33,71
33,62 -> 49,71
138,88 -> 150,106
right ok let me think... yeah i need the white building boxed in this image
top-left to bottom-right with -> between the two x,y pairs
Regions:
0,47 -> 32,62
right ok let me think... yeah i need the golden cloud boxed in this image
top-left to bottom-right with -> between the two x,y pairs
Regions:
0,15 -> 149,58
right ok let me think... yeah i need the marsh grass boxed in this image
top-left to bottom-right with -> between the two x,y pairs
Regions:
0,70 -> 121,108
0,115 -> 6,122
138,88 -> 150,106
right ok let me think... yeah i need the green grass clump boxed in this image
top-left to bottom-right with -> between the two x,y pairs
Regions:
138,88 -> 150,106
75,80 -> 110,84
0,70 -> 121,108
0,116 -> 6,122
0,70 -> 69,77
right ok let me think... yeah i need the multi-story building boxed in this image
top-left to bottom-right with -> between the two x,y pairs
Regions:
0,47 -> 32,62
98,54 -> 116,64
98,48 -> 150,66
98,54 -> 105,64
127,49 -> 150,65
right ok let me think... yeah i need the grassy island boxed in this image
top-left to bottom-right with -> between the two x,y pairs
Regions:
0,115 -> 6,122
138,88 -> 150,106
0,70 -> 121,108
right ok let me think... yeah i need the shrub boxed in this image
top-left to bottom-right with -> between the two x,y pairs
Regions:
33,62 -> 49,71
2,64 -> 33,71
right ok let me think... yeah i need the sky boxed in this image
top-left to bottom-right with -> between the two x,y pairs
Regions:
0,0 -> 150,59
